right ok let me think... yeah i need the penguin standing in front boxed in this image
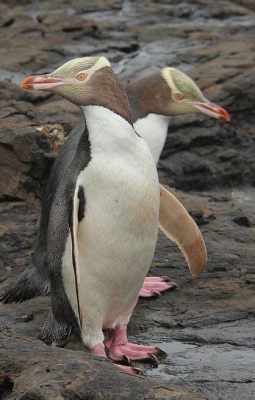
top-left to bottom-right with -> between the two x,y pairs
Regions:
1,65 -> 232,305
20,56 -> 161,373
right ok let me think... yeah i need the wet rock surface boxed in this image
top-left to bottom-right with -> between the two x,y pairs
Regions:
0,0 -> 254,399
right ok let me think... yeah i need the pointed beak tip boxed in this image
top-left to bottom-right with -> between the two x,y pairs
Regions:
207,102 -> 231,122
20,75 -> 69,92
193,101 -> 231,123
21,76 -> 35,91
219,110 -> 231,122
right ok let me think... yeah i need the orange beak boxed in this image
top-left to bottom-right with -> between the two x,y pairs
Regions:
21,75 -> 69,91
191,100 -> 231,122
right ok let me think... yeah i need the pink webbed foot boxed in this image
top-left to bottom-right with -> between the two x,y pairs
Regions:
90,343 -> 142,375
109,342 -> 162,365
139,276 -> 177,298
106,325 -> 165,366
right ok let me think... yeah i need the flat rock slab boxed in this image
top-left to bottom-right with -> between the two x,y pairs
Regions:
0,327 -> 200,400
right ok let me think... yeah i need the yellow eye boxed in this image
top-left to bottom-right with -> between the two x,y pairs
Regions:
173,92 -> 185,101
76,73 -> 87,82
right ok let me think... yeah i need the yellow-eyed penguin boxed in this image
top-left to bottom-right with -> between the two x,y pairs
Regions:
128,67 -> 230,296
1,67 -> 230,304
20,56 -> 162,373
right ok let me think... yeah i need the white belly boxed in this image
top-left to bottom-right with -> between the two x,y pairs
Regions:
62,106 -> 159,334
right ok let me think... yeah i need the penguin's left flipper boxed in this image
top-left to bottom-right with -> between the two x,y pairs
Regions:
44,180 -> 85,343
159,184 -> 207,277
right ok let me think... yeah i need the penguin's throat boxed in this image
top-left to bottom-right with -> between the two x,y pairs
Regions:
79,67 -> 132,124
81,105 -> 137,154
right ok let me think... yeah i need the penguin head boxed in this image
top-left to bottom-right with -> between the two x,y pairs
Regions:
160,67 -> 230,121
21,56 -> 114,106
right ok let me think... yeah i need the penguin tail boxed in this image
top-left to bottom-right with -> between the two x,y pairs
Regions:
0,269 -> 50,304
38,311 -> 72,346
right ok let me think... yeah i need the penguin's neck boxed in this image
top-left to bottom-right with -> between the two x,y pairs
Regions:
84,66 -> 132,124
134,113 -> 170,164
81,105 -> 137,155
126,72 -> 172,121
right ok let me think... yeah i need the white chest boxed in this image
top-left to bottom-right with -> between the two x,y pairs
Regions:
78,106 -> 160,246
62,106 -> 160,329
134,113 -> 170,164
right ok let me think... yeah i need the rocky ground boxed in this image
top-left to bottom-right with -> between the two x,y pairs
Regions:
0,0 -> 254,399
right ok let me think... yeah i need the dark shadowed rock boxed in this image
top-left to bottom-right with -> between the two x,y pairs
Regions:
0,121 -> 54,201
0,327 -> 200,400
158,116 -> 255,190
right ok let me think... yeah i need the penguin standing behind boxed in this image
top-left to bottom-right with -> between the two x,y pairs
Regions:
127,67 -> 230,164
1,66 -> 230,303
20,56 -> 161,373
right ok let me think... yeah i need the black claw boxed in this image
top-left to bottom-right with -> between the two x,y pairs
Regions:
133,367 -> 143,375
122,355 -> 131,365
155,347 -> 167,358
147,353 -> 159,367
162,276 -> 171,282
162,276 -> 178,289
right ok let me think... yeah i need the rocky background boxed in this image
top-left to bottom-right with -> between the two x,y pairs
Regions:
0,0 -> 254,399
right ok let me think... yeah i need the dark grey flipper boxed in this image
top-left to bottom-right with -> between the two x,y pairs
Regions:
38,122 -> 90,343
0,119 -> 85,304
0,268 -> 50,304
